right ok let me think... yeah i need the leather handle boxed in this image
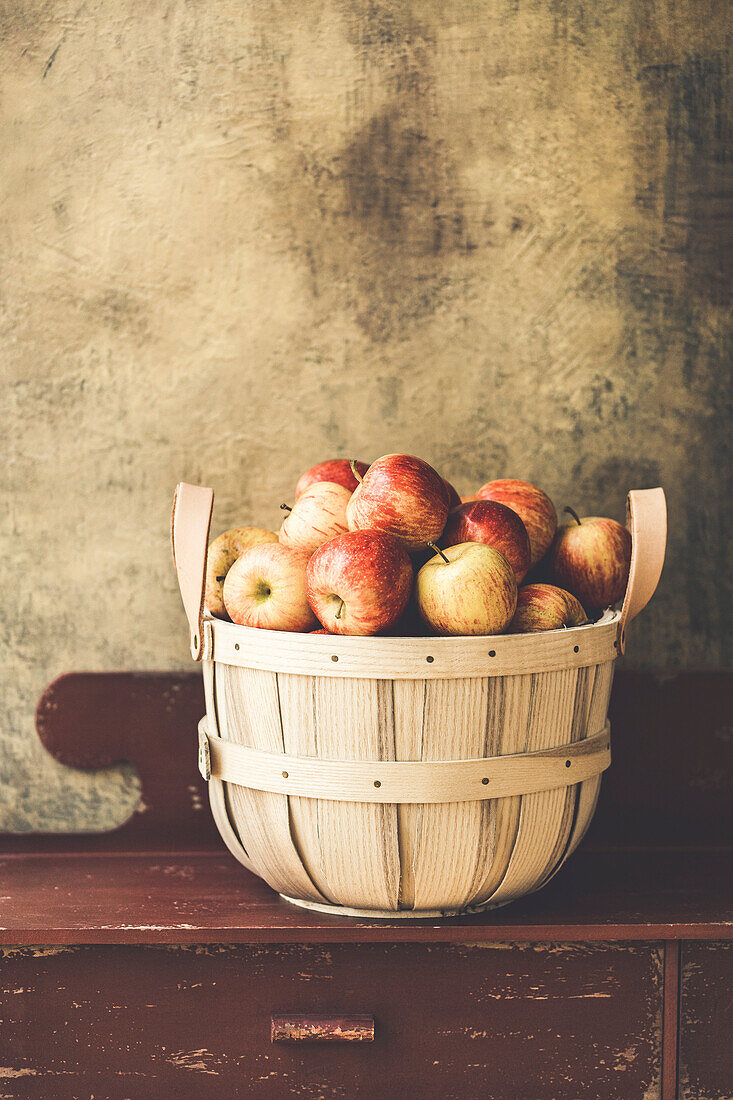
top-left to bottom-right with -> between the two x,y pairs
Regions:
171,483 -> 214,660
617,487 -> 667,654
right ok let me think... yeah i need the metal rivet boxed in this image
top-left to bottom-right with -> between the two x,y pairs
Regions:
489,650 -> 496,657
331,655 -> 338,662
565,760 -> 571,767
234,643 -> 240,651
373,780 -> 381,788
481,777 -> 489,785
573,645 -> 579,653
282,771 -> 289,779
426,655 -> 434,663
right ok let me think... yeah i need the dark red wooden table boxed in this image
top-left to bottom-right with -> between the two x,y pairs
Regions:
1,670 -> 731,1099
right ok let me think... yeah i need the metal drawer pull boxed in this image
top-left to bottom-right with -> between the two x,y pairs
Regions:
271,1014 -> 375,1042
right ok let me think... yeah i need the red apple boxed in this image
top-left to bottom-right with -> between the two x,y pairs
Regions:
279,481 -> 351,555
475,479 -> 557,567
205,526 -> 279,618
442,499 -> 531,583
346,453 -> 449,552
441,477 -> 462,510
306,529 -> 413,636
295,458 -> 369,498
223,543 -> 317,632
415,543 -> 517,636
550,510 -> 632,609
309,628 -> 332,634
510,584 -> 588,633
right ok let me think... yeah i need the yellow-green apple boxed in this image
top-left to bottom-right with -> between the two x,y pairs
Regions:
415,543 -> 517,636
279,481 -> 351,555
305,529 -> 413,636
295,458 -> 369,498
346,453 -> 449,552
442,500 -> 531,583
223,543 -> 317,631
475,479 -> 557,567
441,478 -> 462,510
205,526 -> 278,618
510,583 -> 588,633
550,509 -> 631,609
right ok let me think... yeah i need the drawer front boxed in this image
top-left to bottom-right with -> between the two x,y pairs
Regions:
1,942 -> 662,1099
679,942 -> 733,1100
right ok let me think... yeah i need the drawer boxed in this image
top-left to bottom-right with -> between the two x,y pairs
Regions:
1,942 -> 662,1099
679,941 -> 733,1100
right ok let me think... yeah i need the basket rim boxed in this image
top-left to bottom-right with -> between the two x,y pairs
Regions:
204,609 -> 621,679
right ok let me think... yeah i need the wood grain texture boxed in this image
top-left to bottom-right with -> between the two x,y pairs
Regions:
209,637 -> 614,913
487,668 -> 580,906
0,941 -> 663,1098
211,615 -> 619,678
679,942 -> 733,1099
2,848 -> 732,945
214,664 -> 323,902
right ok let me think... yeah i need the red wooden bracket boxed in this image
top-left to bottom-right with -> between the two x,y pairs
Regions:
0,671 -> 218,853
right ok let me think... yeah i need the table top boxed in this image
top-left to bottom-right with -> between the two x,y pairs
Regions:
3,845 -> 731,945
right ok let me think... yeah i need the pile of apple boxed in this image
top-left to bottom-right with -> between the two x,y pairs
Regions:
205,454 -> 632,638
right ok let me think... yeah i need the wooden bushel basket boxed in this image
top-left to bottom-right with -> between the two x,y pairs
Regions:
172,484 -> 666,918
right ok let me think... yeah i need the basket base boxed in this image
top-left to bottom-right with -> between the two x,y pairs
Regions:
279,893 -> 514,920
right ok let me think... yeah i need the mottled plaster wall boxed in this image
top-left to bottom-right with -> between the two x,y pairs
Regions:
2,0 -> 731,830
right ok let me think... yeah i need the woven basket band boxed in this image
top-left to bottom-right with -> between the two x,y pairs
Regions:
198,718 -> 611,805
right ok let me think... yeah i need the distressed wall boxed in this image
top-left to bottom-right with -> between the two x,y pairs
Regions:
1,0 -> 731,830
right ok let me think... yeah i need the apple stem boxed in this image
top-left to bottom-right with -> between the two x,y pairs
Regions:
428,541 -> 450,564
280,503 -> 292,512
564,506 -> 582,526
349,459 -> 364,485
335,598 -> 345,620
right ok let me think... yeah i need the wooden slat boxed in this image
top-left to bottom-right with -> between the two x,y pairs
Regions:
215,665 -> 323,902
276,672 -> 337,903
202,660 -> 259,876
486,668 -> 580,906
282,676 -> 400,910
470,673 -> 535,904
392,679 -> 424,909
534,663 -> 596,887
211,613 -> 619,679
563,662 -> 616,860
406,678 -> 492,910
203,722 -> 610,802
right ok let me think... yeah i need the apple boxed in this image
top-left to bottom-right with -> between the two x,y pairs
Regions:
442,499 -> 531,583
223,543 -> 317,632
510,584 -> 588,633
346,453 -> 449,552
550,509 -> 632,609
309,628 -> 332,634
475,479 -> 557,567
306,529 -> 413,636
415,543 -> 517,636
442,477 -> 462,510
205,526 -> 279,618
279,480 -> 351,555
295,458 -> 369,499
